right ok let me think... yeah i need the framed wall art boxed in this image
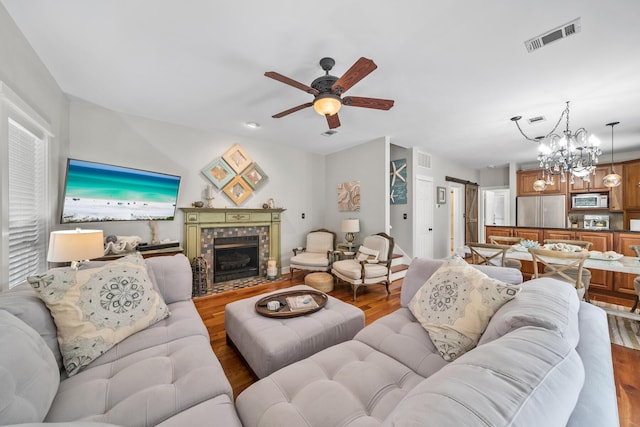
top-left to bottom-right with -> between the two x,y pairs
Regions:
241,162 -> 268,190
201,157 -> 236,189
390,159 -> 407,205
337,180 -> 360,212
223,175 -> 253,205
437,186 -> 447,204
222,144 -> 252,174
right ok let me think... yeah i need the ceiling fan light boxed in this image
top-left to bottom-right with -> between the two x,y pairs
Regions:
313,94 -> 341,116
602,172 -> 622,188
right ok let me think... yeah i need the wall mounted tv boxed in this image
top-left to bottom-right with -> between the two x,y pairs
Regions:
60,158 -> 181,224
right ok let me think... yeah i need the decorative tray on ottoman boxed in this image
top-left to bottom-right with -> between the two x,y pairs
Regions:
255,289 -> 328,318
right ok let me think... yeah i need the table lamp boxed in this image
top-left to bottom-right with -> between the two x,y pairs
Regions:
341,219 -> 360,247
47,229 -> 104,269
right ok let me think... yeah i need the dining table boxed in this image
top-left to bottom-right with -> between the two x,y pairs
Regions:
465,245 -> 640,275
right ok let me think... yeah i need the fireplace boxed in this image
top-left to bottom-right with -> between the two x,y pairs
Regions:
181,208 -> 285,292
213,235 -> 259,283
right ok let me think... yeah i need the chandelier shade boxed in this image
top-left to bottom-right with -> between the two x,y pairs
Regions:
511,102 -> 601,185
602,121 -> 622,188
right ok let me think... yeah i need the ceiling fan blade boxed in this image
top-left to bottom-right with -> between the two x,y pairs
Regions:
272,102 -> 313,118
331,57 -> 377,94
326,113 -> 341,129
265,71 -> 319,95
343,96 -> 394,110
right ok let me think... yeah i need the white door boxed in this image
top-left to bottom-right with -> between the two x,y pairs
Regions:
414,175 -> 434,259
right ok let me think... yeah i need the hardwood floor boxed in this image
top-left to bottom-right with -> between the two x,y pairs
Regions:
194,275 -> 639,426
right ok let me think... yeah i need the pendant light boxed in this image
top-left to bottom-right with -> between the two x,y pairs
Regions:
602,121 -> 622,188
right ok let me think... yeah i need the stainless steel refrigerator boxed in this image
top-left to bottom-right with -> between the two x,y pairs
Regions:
516,195 -> 566,228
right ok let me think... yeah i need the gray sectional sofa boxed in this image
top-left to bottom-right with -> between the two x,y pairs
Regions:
0,254 -> 242,427
236,258 -> 619,427
1,255 -> 619,427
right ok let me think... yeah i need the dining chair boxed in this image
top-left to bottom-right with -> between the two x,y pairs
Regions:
528,247 -> 590,301
289,228 -> 336,280
630,245 -> 640,313
542,239 -> 593,301
468,242 -> 520,270
486,236 -> 524,270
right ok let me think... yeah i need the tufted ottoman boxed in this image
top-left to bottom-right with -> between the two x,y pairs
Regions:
304,271 -> 334,292
225,284 -> 365,378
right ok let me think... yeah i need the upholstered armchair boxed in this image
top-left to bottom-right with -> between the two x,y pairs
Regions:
289,228 -> 336,280
331,232 -> 394,301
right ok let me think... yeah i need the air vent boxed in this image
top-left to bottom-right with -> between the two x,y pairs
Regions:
321,130 -> 337,137
528,116 -> 546,124
417,151 -> 431,169
525,18 -> 581,53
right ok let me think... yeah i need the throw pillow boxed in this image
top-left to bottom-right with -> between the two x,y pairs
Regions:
408,256 -> 520,361
27,253 -> 170,376
355,246 -> 379,262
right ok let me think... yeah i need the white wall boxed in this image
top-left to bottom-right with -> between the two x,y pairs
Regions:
0,3 -> 70,224
0,3 -> 70,290
66,100 -> 326,268
324,137 -> 389,247
417,153 -> 480,259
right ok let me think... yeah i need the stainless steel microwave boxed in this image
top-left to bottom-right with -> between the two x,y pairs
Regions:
571,193 -> 608,209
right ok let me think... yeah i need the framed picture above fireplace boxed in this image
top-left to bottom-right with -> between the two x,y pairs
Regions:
201,157 -> 236,189
223,175 -> 253,205
242,162 -> 268,190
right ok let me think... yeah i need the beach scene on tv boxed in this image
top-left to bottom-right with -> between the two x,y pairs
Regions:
61,159 -> 181,223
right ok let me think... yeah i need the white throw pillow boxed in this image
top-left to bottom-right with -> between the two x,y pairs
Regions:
355,246 -> 379,262
408,256 -> 520,361
27,253 -> 170,376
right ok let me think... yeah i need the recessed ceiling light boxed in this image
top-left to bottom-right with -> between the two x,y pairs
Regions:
245,122 -> 260,129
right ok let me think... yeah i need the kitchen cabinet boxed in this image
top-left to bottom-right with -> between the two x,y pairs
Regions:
543,229 -> 577,241
569,166 -> 611,193
613,233 -> 640,296
484,226 -> 512,241
517,170 -> 566,196
623,160 -> 640,210
576,231 -> 614,292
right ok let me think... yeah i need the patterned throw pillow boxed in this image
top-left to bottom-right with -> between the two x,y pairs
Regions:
408,256 -> 520,361
27,253 -> 170,376
355,246 -> 379,262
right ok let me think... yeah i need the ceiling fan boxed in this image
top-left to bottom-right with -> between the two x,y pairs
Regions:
265,57 -> 394,129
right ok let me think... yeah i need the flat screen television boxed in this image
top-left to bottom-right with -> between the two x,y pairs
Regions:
60,158 -> 181,224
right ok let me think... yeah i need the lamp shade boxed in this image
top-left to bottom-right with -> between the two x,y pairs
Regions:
313,94 -> 342,116
47,229 -> 104,262
341,219 -> 360,233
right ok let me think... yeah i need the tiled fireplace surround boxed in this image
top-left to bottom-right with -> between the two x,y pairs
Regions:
181,208 -> 284,285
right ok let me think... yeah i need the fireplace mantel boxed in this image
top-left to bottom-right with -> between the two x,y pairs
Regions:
181,207 -> 285,275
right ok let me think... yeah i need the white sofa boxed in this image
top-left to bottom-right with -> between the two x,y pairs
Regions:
236,258 -> 619,427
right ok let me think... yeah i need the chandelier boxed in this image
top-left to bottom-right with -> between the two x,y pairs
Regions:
511,101 -> 601,185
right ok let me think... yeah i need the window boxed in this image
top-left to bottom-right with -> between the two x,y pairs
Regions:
7,119 -> 47,287
1,82 -> 53,290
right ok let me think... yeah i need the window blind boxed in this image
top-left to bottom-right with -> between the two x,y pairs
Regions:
8,118 -> 47,287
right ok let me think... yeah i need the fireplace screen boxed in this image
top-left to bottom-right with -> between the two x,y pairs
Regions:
213,235 -> 259,283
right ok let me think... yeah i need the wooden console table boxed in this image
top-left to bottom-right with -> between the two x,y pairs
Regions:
180,208 -> 285,271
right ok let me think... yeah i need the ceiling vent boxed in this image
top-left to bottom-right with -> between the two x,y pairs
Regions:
321,129 -> 337,137
527,115 -> 546,124
525,18 -> 581,53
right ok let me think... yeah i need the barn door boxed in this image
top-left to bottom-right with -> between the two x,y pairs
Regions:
465,183 -> 479,244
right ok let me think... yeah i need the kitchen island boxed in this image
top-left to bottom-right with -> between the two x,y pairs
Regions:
485,225 -> 640,300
